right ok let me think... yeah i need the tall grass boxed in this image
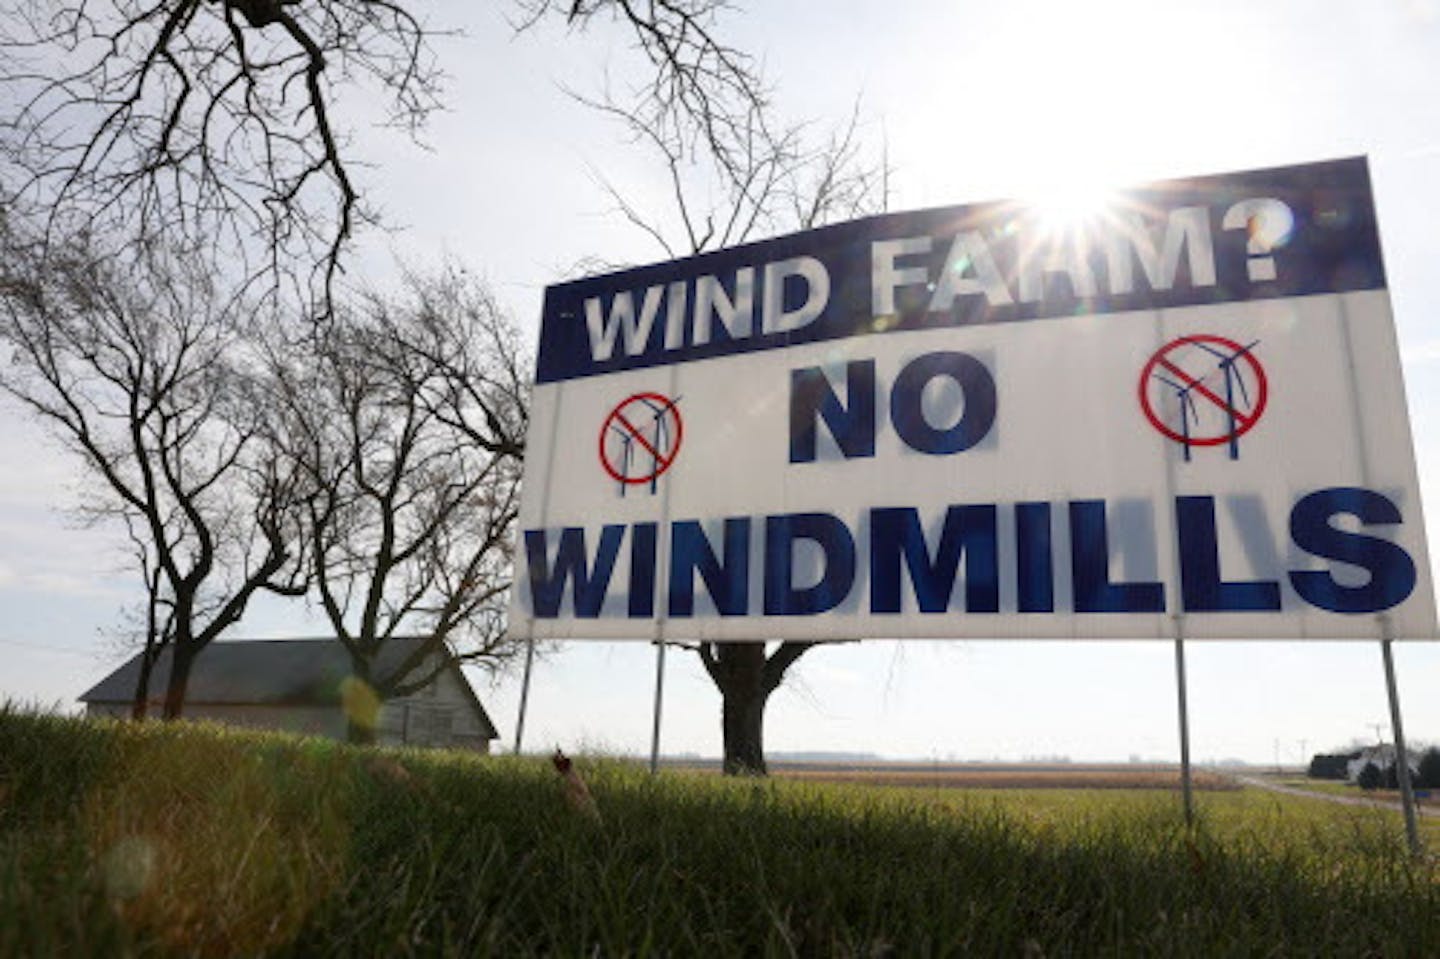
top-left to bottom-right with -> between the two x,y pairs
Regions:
1,706 -> 1436,956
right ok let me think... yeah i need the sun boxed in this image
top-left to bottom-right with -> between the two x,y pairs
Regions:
1023,174 -> 1121,239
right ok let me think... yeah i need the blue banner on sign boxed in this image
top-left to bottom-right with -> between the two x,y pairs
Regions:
536,157 -> 1384,384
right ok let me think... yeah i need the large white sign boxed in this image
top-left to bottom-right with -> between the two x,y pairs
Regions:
509,158 -> 1436,642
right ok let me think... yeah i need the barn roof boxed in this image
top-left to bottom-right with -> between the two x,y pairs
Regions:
79,638 -> 498,739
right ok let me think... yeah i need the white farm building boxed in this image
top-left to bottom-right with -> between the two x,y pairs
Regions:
1345,744 -> 1420,783
80,638 -> 499,752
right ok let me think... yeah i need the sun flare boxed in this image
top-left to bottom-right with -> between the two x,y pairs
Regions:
1024,175 -> 1121,238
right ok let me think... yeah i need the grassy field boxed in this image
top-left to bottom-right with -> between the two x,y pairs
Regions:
2,708 -> 1438,956
764,764 -> 1239,792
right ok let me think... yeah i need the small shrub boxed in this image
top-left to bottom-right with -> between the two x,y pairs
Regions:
1357,762 -> 1382,791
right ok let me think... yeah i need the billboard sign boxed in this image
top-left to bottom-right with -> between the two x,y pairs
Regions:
509,157 -> 1436,642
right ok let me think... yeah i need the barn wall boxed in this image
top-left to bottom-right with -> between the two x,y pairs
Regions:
377,665 -> 491,753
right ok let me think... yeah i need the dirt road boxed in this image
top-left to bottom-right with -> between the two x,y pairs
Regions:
1235,775 -> 1440,817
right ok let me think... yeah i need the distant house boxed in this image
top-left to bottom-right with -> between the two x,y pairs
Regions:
79,639 -> 499,753
1308,751 -> 1360,780
1345,744 -> 1419,783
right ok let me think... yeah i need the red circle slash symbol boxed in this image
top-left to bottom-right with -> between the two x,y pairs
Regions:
1138,334 -> 1267,461
599,393 -> 684,491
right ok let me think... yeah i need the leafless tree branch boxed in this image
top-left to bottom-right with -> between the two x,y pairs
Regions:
0,0 -> 448,318
1,1 -> 771,318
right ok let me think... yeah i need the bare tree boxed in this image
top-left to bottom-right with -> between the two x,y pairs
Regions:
577,69 -> 888,775
0,229 -> 309,718
0,1 -> 767,316
272,265 -> 529,743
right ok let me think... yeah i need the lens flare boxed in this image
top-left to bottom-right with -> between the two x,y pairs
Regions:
340,675 -> 381,732
1025,177 -> 1120,238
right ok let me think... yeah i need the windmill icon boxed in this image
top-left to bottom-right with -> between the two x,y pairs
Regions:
599,393 -> 684,495
1139,334 -> 1268,462
1151,371 -> 1202,462
1188,338 -> 1260,460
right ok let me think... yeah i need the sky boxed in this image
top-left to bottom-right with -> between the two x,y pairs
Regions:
5,0 -> 1440,765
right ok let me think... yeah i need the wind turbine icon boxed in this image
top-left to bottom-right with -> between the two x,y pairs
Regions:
607,394 -> 681,495
1189,339 -> 1260,460
1152,371 -> 1202,462
1148,338 -> 1261,462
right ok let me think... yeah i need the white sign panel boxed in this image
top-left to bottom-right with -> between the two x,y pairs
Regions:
510,158 -> 1436,642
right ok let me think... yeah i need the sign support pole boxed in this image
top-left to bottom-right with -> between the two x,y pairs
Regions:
513,637 -> 536,756
1380,638 -> 1422,855
649,641 -> 668,774
1174,637 -> 1195,827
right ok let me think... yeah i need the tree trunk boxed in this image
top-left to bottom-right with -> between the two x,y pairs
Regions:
699,641 -> 816,776
161,642 -> 197,719
721,680 -> 769,775
343,655 -> 382,745
132,566 -> 166,720
130,646 -> 157,720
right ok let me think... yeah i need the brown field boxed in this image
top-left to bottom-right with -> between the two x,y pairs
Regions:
763,762 -> 1240,792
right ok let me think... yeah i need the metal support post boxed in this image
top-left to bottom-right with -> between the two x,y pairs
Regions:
1380,639 -> 1422,856
1174,638 -> 1195,827
649,640 -> 668,774
513,637 -> 536,756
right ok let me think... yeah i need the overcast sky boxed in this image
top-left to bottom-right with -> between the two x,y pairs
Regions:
5,0 -> 1440,764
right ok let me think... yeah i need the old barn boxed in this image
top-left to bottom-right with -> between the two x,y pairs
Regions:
80,638 -> 499,752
